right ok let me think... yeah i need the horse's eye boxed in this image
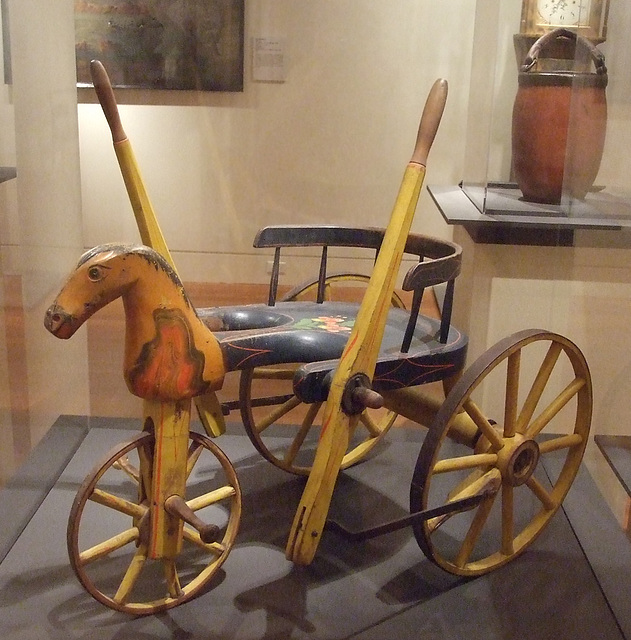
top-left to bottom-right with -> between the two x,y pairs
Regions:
87,266 -> 103,282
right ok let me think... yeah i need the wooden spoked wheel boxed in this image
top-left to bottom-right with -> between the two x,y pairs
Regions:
280,273 -> 406,308
240,273 -> 402,476
240,366 -> 396,476
410,329 -> 592,576
67,431 -> 241,614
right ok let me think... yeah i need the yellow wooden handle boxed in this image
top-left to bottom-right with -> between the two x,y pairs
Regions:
91,60 -> 226,438
90,60 -> 175,266
113,140 -> 175,265
286,79 -> 448,565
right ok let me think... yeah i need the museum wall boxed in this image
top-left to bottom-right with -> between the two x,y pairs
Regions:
76,0 -> 477,284
0,0 -> 87,482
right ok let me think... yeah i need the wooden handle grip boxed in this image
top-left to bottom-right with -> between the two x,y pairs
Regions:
90,60 -> 127,143
351,386 -> 384,410
164,494 -> 221,544
410,78 -> 448,166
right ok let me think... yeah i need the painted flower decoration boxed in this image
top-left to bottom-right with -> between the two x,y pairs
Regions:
293,315 -> 354,333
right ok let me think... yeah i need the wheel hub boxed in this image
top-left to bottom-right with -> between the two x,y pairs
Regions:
499,437 -> 541,487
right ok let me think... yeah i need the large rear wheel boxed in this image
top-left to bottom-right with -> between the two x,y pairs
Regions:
410,329 -> 592,576
240,272 -> 404,475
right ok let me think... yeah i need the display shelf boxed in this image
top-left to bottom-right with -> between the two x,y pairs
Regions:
465,183 -> 631,221
0,415 -> 629,639
0,166 -> 16,183
0,415 -> 88,564
595,434 -> 631,498
428,184 -> 626,246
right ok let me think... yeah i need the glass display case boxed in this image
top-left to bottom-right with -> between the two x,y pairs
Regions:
460,0 -> 631,228
2,0 -> 480,484
442,1 -> 631,556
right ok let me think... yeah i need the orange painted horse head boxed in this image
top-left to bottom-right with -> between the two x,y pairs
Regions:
44,244 -> 225,401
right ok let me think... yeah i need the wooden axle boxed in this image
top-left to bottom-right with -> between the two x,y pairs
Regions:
382,386 -> 480,447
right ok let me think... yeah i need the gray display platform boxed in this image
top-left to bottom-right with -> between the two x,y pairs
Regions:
427,184 -> 630,246
596,434 -> 631,498
1,415 -> 630,640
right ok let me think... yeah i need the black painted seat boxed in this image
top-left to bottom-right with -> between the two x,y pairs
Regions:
197,225 -> 468,398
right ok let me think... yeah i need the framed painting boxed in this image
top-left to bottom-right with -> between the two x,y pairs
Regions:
1,0 -> 11,84
75,0 -> 244,91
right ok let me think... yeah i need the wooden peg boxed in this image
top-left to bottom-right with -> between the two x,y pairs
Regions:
164,494 -> 221,544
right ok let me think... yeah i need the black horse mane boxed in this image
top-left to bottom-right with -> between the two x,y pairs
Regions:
77,243 -> 193,308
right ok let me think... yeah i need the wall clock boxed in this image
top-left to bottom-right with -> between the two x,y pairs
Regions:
520,0 -> 610,41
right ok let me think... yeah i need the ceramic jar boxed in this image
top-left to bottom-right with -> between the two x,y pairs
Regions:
512,29 -> 608,204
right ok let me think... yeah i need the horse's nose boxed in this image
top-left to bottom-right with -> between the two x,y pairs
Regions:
44,304 -> 74,338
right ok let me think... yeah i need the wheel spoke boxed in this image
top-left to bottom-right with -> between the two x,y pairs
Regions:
342,437 -> 378,462
538,432 -> 583,454
188,486 -> 237,511
526,475 -> 556,510
186,441 -> 204,479
446,469 -> 484,502
432,452 -> 498,474
359,409 -> 385,438
79,528 -> 140,565
463,399 -> 503,451
516,341 -> 562,433
89,488 -> 147,519
113,456 -> 140,483
113,543 -> 148,604
524,377 -> 586,439
427,468 -> 501,533
454,491 -> 497,568
164,559 -> 183,599
501,485 -> 514,556
285,403 -> 321,465
182,527 -> 226,555
255,395 -> 302,433
504,350 -> 521,437
252,367 -> 296,380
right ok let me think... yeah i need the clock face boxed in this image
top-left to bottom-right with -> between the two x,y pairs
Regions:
537,0 -> 592,25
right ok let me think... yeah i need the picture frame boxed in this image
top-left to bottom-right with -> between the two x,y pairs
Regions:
1,0 -> 11,84
75,0 -> 244,91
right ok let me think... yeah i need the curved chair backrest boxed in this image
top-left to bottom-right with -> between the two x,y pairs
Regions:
254,224 -> 462,350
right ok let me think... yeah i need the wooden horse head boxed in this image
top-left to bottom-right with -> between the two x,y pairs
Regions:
45,243 -> 226,401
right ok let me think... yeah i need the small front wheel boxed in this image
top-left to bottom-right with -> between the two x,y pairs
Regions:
67,431 -> 241,614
